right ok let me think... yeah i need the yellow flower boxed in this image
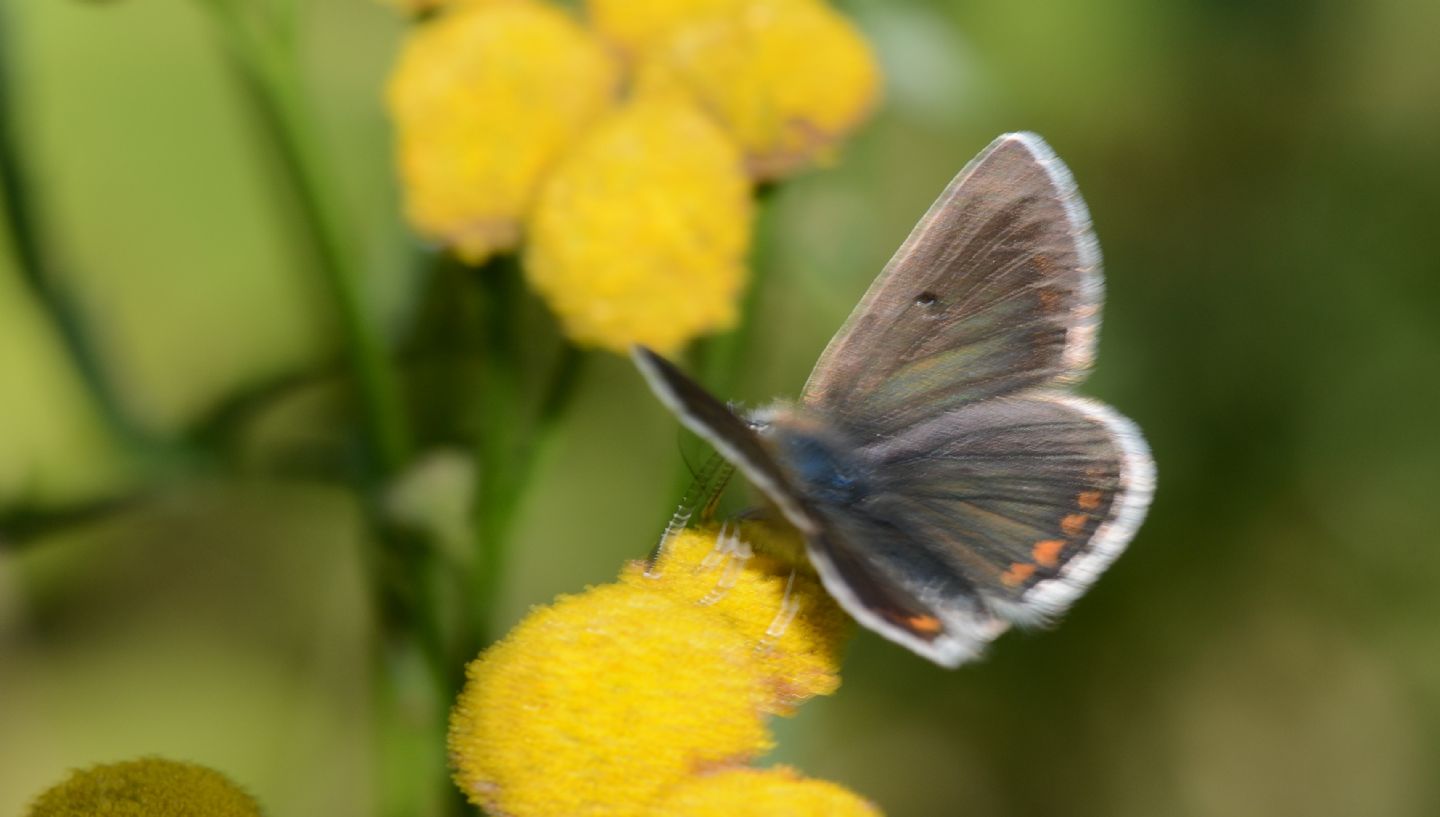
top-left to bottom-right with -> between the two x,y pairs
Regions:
524,84 -> 752,355
584,0 -> 747,56
450,583 -> 772,817
629,523 -> 850,712
26,757 -> 262,817
659,0 -> 882,180
386,0 -> 620,263
648,766 -> 884,817
448,521 -> 859,817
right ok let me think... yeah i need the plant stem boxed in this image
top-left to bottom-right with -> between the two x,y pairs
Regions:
201,0 -> 410,478
470,261 -> 524,647
698,183 -> 780,395
200,4 -> 445,815
468,259 -> 587,648
0,6 -> 146,449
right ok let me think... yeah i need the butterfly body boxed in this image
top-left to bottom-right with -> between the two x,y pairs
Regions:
635,133 -> 1155,667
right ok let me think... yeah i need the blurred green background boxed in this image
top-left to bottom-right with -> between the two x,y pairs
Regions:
3,0 -> 1439,815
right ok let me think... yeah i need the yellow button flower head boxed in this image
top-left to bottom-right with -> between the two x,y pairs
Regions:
584,0 -> 747,56
524,80 -> 752,355
448,522 -> 861,817
386,0 -> 620,263
660,0 -> 882,180
628,523 -> 851,713
450,583 -> 773,817
648,766 -> 884,817
27,757 -> 262,817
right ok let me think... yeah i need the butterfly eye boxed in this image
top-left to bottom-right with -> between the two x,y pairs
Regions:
914,291 -> 939,307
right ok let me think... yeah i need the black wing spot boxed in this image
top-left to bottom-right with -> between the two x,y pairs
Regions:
915,291 -> 939,307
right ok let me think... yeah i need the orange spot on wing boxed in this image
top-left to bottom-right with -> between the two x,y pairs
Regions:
904,614 -> 944,635
1001,562 -> 1037,587
1032,539 -> 1065,568
1061,513 -> 1088,536
1078,490 -> 1103,510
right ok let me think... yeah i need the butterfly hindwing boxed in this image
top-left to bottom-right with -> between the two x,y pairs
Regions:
848,391 -> 1154,623
804,522 -> 1009,667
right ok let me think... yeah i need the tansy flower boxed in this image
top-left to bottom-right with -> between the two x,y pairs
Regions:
386,0 -> 620,263
386,0 -> 882,353
634,520 -> 849,712
447,521 -> 873,817
658,0 -> 882,180
26,757 -> 263,817
646,766 -> 883,817
583,0 -> 749,57
524,80 -> 752,355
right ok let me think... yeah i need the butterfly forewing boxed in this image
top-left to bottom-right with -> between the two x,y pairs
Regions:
631,346 -> 814,533
802,133 -> 1103,433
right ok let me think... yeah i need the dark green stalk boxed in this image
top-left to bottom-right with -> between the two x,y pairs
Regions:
200,0 -> 410,477
0,6 -> 145,449
468,259 -> 587,649
698,183 -> 780,395
469,261 -> 524,647
197,4 -> 450,815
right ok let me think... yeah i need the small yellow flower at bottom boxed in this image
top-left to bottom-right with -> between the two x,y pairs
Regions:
524,83 -> 752,356
27,757 -> 262,817
648,766 -> 884,817
448,522 -> 856,817
449,583 -> 774,817
386,0 -> 620,263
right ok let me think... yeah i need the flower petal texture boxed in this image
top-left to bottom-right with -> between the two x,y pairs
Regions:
525,87 -> 752,355
628,523 -> 850,712
26,758 -> 263,817
660,0 -> 882,179
648,766 -> 884,817
584,0 -> 747,56
386,0 -> 620,263
449,583 -> 773,817
448,522 -> 859,817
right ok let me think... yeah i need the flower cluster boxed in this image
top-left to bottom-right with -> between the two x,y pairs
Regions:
387,0 -> 881,355
26,758 -> 262,817
447,521 -> 883,816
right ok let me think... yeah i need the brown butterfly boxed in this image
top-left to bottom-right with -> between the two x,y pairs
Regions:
635,133 -> 1155,667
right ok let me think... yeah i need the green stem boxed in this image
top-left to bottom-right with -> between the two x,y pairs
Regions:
470,262 -> 523,646
468,259 -> 587,648
0,6 -> 146,449
698,183 -> 780,395
199,4 -> 443,815
200,0 -> 410,477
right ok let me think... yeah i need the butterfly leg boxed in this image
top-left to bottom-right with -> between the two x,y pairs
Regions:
699,521 -> 753,605
764,569 -> 801,640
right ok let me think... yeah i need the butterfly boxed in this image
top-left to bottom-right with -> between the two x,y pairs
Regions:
633,133 -> 1155,667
